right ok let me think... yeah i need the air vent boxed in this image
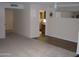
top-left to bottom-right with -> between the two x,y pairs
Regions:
11,4 -> 18,7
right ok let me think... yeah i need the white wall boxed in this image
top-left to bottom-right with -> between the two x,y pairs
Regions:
5,9 -> 14,31
30,5 -> 39,38
13,3 -> 78,43
46,6 -> 78,43
0,3 -> 24,39
77,31 -> 79,54
0,7 -> 5,38
14,4 -> 31,37
30,3 -> 78,42
61,12 -> 73,18
76,20 -> 79,54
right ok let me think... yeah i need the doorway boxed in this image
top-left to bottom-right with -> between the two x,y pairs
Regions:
5,8 -> 23,36
39,10 -> 46,40
5,8 -> 14,35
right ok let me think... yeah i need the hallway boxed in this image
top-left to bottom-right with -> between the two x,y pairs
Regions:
0,33 -> 76,57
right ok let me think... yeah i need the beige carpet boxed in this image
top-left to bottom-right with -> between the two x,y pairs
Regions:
0,33 -> 76,57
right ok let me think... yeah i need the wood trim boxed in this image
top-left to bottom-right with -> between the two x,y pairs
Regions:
45,36 -> 77,52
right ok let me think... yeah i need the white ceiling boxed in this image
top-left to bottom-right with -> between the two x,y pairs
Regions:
1,2 -> 79,12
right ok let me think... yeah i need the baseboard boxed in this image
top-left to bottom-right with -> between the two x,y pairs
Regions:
26,35 -> 77,52
45,35 -> 77,52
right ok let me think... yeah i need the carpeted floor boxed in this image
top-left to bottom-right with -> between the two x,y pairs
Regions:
0,33 -> 76,57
